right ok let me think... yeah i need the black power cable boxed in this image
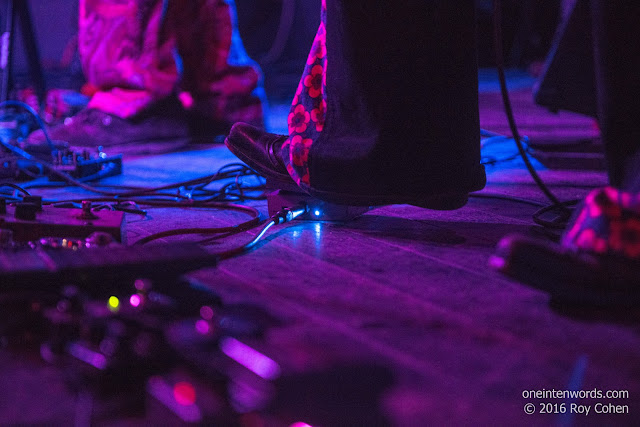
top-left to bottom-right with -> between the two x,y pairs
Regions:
0,182 -> 30,196
492,0 -> 564,207
492,0 -> 574,228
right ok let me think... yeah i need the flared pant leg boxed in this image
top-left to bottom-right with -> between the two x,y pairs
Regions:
282,0 -> 485,198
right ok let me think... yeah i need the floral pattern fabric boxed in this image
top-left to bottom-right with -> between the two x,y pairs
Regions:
563,187 -> 640,259
79,0 -> 262,126
281,0 -> 327,187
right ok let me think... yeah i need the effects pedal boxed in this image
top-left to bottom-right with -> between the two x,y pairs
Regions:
0,141 -> 123,181
49,147 -> 123,180
25,145 -> 123,180
266,180 -> 371,222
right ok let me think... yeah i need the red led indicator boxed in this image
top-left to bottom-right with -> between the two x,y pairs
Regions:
173,382 -> 197,406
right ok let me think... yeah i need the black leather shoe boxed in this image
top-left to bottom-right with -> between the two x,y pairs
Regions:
225,123 -> 477,209
225,123 -> 302,192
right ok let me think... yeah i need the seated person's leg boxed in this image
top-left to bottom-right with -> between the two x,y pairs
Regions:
168,0 -> 264,130
29,0 -> 263,154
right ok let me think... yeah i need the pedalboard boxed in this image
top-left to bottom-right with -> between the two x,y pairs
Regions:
0,199 -> 125,243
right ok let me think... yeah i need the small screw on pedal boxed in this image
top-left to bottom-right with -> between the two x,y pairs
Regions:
79,201 -> 99,220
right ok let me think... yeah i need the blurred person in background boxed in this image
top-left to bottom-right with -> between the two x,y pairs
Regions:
29,0 -> 264,155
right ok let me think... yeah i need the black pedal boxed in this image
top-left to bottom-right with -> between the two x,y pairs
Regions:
266,180 -> 371,222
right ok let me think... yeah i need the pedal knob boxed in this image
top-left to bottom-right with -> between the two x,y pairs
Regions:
79,200 -> 98,220
23,196 -> 43,211
14,202 -> 38,221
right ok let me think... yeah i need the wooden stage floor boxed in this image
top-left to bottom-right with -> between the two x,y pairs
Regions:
2,73 -> 638,425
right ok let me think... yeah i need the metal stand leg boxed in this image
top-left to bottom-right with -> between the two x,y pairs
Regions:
0,0 -> 15,103
17,0 -> 45,107
0,0 -> 45,107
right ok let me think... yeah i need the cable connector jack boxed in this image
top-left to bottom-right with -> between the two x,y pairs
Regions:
272,204 -> 308,225
217,204 -> 308,260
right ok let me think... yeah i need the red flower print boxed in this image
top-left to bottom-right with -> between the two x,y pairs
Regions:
563,209 -> 588,244
592,236 -> 608,254
574,228 -> 597,250
290,135 -> 313,167
586,187 -> 622,219
311,99 -> 326,132
306,33 -> 327,65
609,219 -> 625,253
286,163 -> 297,180
288,104 -> 310,134
304,65 -> 324,98
610,218 -> 640,258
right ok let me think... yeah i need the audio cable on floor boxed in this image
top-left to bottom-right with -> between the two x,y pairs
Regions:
492,0 -> 576,230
